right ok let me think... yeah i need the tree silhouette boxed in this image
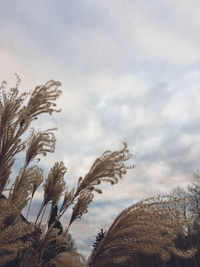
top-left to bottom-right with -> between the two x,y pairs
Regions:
92,229 -> 107,251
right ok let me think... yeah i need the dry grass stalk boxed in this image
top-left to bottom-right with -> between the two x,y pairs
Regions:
0,197 -> 34,265
0,78 -> 28,193
68,190 -> 94,228
25,128 -> 56,166
9,166 -> 43,214
0,78 -> 62,265
25,80 -> 62,120
0,164 -> 39,263
36,143 -> 134,265
59,188 -> 75,214
75,142 -> 134,196
43,161 -> 67,205
26,166 -> 44,219
0,78 -> 61,194
35,162 -> 67,225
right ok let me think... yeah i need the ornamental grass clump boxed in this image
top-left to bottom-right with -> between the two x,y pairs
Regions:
0,76 -> 62,265
89,196 -> 196,267
0,77 -> 135,266
0,76 -> 196,267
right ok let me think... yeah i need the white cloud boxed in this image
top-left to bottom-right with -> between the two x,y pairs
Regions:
95,0 -> 200,66
88,72 -> 148,98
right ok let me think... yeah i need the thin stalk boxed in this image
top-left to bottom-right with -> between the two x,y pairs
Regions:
35,201 -> 45,225
36,222 -> 56,265
36,189 -> 81,264
39,204 -> 47,227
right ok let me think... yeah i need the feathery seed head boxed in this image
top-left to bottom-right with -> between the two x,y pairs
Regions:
69,190 -> 94,226
25,128 -> 56,166
25,80 -> 62,120
43,161 -> 67,205
60,187 -> 75,214
76,142 -> 134,195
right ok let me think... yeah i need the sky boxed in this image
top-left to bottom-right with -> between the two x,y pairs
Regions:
1,0 -> 200,258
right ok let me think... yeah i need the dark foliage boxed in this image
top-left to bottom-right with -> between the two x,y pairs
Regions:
92,229 -> 107,251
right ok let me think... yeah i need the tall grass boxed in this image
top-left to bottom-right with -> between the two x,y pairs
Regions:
0,77 -> 195,267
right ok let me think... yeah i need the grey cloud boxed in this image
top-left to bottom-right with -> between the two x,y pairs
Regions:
2,0 -> 200,74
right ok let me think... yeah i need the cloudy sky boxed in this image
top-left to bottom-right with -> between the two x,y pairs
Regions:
1,0 -> 200,258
